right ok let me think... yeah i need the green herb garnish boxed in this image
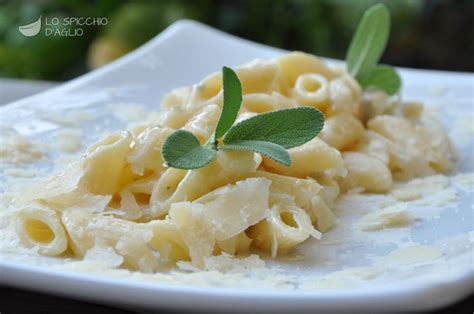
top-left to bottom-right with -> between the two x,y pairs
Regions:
162,130 -> 215,169
214,66 -> 243,140
162,67 -> 325,170
357,65 -> 401,96
223,107 -> 324,150
223,107 -> 324,166
346,3 -> 401,95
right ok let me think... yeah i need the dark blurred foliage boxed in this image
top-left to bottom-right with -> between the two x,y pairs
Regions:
0,0 -> 472,81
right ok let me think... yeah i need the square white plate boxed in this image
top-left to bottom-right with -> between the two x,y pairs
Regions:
0,20 -> 473,312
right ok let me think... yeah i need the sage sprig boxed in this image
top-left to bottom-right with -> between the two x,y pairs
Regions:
162,67 -> 325,170
345,3 -> 401,95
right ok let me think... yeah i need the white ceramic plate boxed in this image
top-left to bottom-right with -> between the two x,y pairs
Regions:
0,20 -> 473,312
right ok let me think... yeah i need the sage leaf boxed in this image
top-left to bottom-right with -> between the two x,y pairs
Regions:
223,107 -> 324,149
214,66 -> 242,140
162,130 -> 215,169
346,3 -> 390,78
357,65 -> 401,95
222,141 -> 291,166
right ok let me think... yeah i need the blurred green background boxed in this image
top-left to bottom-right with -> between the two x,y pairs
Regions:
0,0 -> 472,81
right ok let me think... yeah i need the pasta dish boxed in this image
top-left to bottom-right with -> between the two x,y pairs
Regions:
6,51 -> 455,272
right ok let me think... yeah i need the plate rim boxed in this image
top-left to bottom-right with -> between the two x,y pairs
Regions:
1,259 -> 472,311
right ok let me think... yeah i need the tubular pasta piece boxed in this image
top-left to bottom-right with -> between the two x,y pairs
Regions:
319,113 -> 365,151
250,171 -> 321,210
263,137 -> 346,178
276,52 -> 337,86
326,75 -> 361,118
15,204 -> 68,256
157,106 -> 192,129
187,72 -> 223,109
81,131 -> 133,195
352,130 -> 391,166
149,168 -> 187,218
235,60 -> 280,94
248,203 -> 320,254
291,73 -> 329,110
338,152 -> 393,193
368,115 -> 437,180
241,92 -> 298,113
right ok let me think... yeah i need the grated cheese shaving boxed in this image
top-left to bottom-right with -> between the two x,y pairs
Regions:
0,127 -> 44,163
358,204 -> 413,231
56,129 -> 82,153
